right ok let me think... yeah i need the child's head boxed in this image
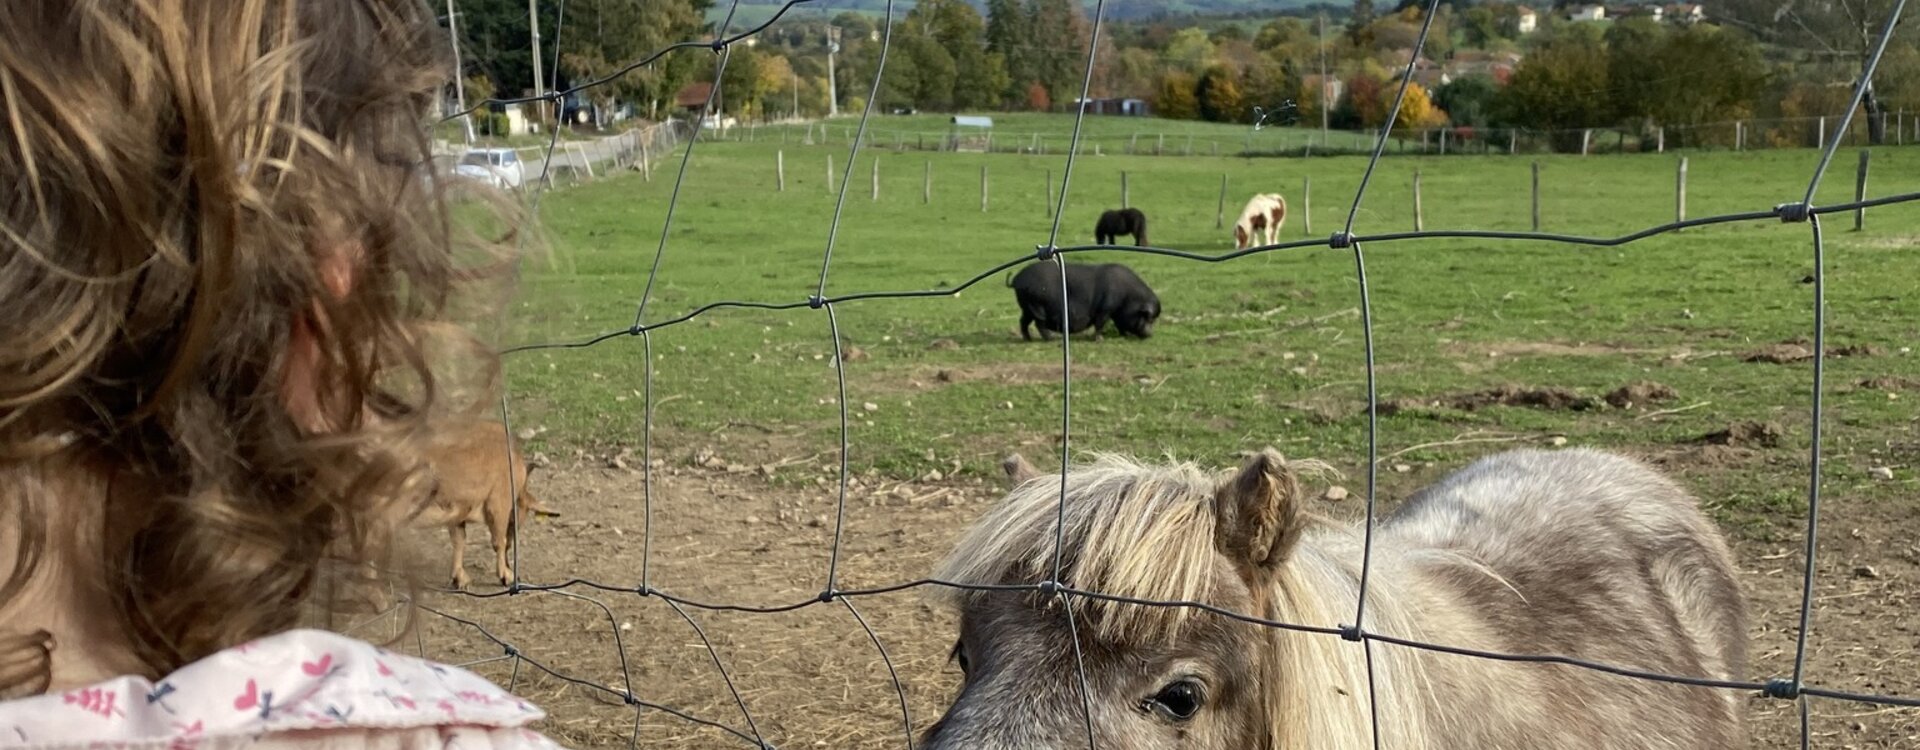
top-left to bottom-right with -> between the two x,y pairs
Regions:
0,0 -> 509,693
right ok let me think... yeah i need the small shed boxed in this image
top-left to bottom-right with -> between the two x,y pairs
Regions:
947,115 -> 994,152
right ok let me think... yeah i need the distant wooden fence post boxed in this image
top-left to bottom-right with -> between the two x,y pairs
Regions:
1215,174 -> 1228,230
826,154 -> 835,193
1412,167 -> 1425,232
1121,171 -> 1130,208
923,160 -> 931,204
1128,133 -> 1138,155
1855,150 -> 1871,231
776,150 -> 785,191
1656,126 -> 1665,154
1185,134 -> 1194,156
1580,129 -> 1592,156
1156,133 -> 1165,155
870,157 -> 880,201
640,138 -> 652,182
1302,176 -> 1312,236
1530,161 -> 1542,232
1675,157 -> 1688,225
980,164 -> 988,212
1045,169 -> 1054,217
1818,116 -> 1827,149
1735,121 -> 1745,151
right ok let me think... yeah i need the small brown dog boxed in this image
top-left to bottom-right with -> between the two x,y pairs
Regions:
414,419 -> 558,589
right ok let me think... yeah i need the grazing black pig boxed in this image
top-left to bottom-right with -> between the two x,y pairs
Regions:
1006,262 -> 1161,341
1094,207 -> 1148,246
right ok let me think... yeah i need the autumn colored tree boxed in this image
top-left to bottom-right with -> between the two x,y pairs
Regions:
1026,81 -> 1052,111
1332,73 -> 1387,128
1393,81 -> 1447,130
1155,72 -> 1200,120
1196,65 -> 1245,122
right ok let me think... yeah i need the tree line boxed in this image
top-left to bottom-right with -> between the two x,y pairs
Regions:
448,0 -> 1920,150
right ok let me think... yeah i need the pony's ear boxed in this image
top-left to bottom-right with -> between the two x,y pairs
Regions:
1001,452 -> 1040,485
1213,447 -> 1305,570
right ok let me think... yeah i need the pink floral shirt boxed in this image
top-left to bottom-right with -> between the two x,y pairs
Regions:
0,630 -> 565,750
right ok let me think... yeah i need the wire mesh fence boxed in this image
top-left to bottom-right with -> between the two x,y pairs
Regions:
434,121 -> 686,189
398,0 -> 1920,746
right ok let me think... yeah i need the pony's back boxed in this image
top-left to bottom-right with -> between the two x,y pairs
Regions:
1381,448 -> 1747,748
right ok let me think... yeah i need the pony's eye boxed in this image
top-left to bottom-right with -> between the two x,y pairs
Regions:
950,641 -> 970,675
1144,680 -> 1204,721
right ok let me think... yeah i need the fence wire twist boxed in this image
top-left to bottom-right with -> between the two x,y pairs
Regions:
413,0 -> 1920,747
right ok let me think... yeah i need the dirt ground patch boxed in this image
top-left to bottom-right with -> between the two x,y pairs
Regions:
1442,339 -> 1669,358
860,362 -> 1129,395
1606,380 -> 1680,409
393,452 -> 1919,749
1697,421 -> 1787,449
1854,376 -> 1920,392
1383,384 -> 1601,414
1743,341 -> 1886,364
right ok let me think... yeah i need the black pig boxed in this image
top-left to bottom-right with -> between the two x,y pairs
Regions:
1006,262 -> 1161,341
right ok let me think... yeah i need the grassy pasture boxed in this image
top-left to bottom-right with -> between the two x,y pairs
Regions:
500,118 -> 1920,532
427,115 -> 1920,748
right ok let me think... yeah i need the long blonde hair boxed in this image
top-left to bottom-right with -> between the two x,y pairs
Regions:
0,0 -> 515,693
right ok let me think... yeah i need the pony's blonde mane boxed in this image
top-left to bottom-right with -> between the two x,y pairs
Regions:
935,452 -> 1439,748
935,453 -> 1227,643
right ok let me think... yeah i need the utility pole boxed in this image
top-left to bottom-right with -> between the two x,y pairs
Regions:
826,25 -> 841,118
446,0 -> 473,143
528,0 -> 543,132
1317,12 -> 1330,141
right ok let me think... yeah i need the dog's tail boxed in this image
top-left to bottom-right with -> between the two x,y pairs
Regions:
1004,270 -> 1015,288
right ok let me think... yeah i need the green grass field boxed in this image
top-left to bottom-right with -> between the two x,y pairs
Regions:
498,115 -> 1920,533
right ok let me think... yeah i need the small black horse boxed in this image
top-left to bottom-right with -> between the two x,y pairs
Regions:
1095,208 -> 1148,246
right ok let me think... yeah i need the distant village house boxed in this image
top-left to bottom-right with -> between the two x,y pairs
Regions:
1072,97 -> 1152,117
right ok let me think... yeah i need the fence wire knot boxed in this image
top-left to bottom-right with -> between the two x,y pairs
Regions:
1034,244 -> 1059,260
1036,580 -> 1062,596
1775,202 -> 1813,223
807,294 -> 826,310
816,589 -> 838,603
633,585 -> 653,597
1764,678 -> 1803,700
502,645 -> 519,658
1338,624 -> 1364,642
1329,232 -> 1355,249
710,39 -> 728,53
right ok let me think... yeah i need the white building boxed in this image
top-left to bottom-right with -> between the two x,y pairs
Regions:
1515,6 -> 1539,33
1568,4 -> 1606,21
